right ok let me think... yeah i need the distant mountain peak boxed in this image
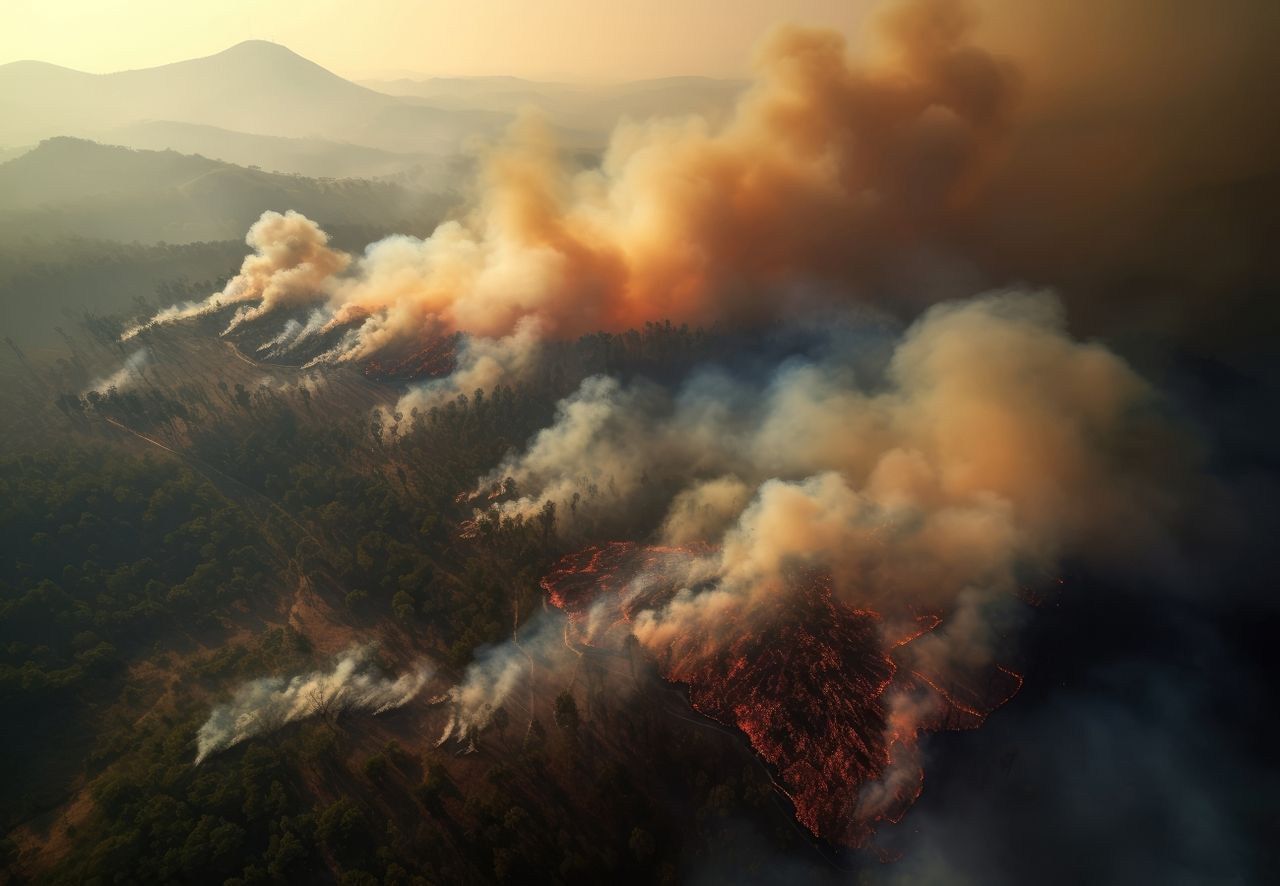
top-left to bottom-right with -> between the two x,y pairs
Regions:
227,38 -> 288,50
216,39 -> 307,61
0,58 -> 91,77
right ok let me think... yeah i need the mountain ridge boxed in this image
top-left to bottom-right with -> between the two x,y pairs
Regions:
0,40 -> 504,154
0,41 -> 742,159
0,136 -> 453,244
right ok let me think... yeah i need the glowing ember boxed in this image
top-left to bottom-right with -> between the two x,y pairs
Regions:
362,334 -> 458,381
541,543 -> 1023,847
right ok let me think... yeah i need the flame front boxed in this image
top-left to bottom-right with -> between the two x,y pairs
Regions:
541,542 -> 1023,847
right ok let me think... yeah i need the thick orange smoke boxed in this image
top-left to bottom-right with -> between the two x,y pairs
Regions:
130,0 -> 1277,360
131,0 -> 1019,362
313,0 -> 1015,361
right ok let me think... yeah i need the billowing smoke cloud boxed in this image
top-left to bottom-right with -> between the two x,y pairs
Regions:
479,291 -> 1188,789
85,347 -> 150,394
488,290 -> 1178,552
123,210 -> 349,340
393,316 -> 543,418
317,0 -> 1015,355
131,0 -> 1016,372
128,0 -> 1277,376
195,646 -> 432,764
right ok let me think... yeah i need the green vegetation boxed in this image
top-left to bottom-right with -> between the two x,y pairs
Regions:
0,138 -> 452,245
0,310 -> 805,884
0,448 -> 268,701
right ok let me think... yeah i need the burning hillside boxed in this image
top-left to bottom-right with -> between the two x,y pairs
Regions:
360,333 -> 459,382
542,542 -> 1022,846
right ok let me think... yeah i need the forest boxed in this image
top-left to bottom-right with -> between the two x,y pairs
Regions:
1,299 -> 814,885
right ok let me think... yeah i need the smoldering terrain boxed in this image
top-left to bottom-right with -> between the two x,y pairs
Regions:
2,0 -> 1277,883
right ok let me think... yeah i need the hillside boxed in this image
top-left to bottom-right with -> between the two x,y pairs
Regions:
0,138 -> 456,244
102,120 -> 454,181
0,138 -> 458,344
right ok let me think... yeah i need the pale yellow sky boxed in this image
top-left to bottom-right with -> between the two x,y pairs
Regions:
0,0 -> 876,81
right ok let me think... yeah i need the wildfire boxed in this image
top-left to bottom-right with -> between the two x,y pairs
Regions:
361,333 -> 458,381
541,542 -> 1024,847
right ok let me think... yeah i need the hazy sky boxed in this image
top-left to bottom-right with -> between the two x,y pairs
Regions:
1,0 -> 876,81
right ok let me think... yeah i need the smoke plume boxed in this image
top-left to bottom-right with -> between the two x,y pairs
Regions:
129,0 -> 1276,372
85,347 -> 150,394
435,612 -> 563,748
393,316 -> 543,418
131,0 -> 1017,369
128,0 -> 1264,853
123,210 -> 349,340
482,290 -> 1189,805
195,646 -> 432,764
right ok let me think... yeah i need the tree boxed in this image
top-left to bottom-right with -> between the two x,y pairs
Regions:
524,716 -> 546,752
391,590 -> 416,623
491,705 -> 510,743
538,499 -> 556,546
628,827 -> 656,863
316,798 -> 370,863
554,690 -> 579,735
306,684 -> 337,727
415,761 -> 457,816
362,754 -> 388,782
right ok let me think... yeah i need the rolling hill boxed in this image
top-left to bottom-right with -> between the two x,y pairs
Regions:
0,138 -> 459,344
100,120 -> 455,181
0,137 -> 455,244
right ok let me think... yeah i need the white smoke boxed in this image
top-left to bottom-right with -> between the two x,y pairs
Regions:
257,309 -> 332,358
435,612 -> 565,747
85,347 -> 150,395
195,646 -> 433,764
122,210 -> 349,341
394,316 -> 544,419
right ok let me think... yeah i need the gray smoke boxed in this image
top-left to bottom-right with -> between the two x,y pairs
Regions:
195,646 -> 433,764
435,612 -> 568,748
84,347 -> 150,395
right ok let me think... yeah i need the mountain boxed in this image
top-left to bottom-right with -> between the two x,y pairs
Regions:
101,120 -> 456,181
0,137 -> 455,244
362,74 -> 747,132
0,41 -> 519,155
